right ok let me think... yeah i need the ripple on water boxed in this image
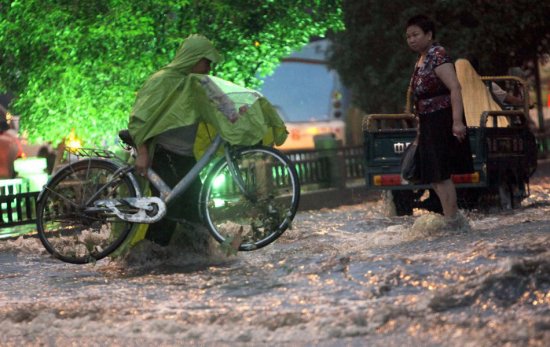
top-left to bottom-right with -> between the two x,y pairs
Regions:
429,254 -> 550,312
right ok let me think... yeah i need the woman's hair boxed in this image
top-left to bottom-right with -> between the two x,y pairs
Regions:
0,119 -> 9,133
406,14 -> 436,40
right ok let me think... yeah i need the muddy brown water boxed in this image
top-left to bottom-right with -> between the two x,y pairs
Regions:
0,175 -> 549,346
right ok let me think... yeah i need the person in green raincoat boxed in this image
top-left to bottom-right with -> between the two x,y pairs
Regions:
126,34 -> 288,249
128,34 -> 223,246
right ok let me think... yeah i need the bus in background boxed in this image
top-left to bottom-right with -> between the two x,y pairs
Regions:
259,39 -> 349,150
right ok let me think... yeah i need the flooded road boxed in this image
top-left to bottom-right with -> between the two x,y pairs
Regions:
0,177 -> 549,346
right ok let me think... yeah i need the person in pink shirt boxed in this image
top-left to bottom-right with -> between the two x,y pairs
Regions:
0,119 -> 23,179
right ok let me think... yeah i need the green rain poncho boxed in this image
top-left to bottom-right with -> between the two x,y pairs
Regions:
128,34 -> 288,157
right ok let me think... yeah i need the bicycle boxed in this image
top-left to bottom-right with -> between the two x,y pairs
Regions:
36,130 -> 300,264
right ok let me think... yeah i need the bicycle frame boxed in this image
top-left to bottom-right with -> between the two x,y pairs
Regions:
143,134 -> 250,206
43,134 -> 257,225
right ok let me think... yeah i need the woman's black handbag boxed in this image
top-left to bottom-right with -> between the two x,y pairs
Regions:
400,142 -> 421,184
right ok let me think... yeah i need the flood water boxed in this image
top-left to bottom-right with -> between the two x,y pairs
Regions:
0,176 -> 549,346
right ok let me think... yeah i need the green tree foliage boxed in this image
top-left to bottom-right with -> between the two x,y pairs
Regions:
0,0 -> 343,146
328,0 -> 550,114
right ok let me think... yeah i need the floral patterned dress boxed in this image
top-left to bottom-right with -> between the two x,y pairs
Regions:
410,43 -> 473,184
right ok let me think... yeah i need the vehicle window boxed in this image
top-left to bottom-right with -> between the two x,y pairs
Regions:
260,62 -> 334,122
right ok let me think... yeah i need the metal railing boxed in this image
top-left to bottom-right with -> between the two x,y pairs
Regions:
285,145 -> 365,188
0,192 -> 39,226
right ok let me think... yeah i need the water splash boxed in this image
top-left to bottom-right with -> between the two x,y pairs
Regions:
0,235 -> 46,256
405,211 -> 471,240
108,221 -> 235,274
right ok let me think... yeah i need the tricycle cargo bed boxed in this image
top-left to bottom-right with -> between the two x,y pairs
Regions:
362,114 -> 486,190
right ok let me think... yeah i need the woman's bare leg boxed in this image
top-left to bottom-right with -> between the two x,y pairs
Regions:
432,179 -> 458,219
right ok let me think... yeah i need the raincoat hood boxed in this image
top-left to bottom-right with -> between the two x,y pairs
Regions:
164,34 -> 222,75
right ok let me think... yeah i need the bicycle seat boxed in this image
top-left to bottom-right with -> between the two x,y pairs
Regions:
118,129 -> 136,148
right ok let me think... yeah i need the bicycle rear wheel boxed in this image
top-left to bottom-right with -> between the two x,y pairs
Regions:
200,146 -> 300,251
36,159 -> 138,264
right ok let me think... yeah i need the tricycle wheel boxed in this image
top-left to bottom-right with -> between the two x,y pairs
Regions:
419,189 -> 443,214
457,188 -> 482,210
388,190 -> 414,216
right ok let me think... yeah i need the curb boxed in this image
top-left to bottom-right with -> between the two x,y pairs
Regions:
297,185 -> 378,211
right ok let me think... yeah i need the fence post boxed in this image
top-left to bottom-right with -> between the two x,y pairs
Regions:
314,134 -> 346,189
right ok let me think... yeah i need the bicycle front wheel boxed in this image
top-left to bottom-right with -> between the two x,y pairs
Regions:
200,146 -> 300,251
36,159 -> 138,264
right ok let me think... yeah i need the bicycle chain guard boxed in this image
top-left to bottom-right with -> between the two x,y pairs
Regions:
93,197 -> 166,223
